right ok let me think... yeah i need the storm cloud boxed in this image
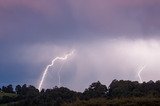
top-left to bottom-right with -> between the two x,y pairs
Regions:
0,0 -> 160,91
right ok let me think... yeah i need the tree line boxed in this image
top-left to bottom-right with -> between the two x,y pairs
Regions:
0,80 -> 160,105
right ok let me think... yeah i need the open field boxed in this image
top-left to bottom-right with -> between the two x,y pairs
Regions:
62,97 -> 160,106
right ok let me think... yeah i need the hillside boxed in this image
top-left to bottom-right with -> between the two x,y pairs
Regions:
1,80 -> 160,106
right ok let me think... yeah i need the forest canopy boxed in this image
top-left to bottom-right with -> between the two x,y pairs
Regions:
1,80 -> 160,106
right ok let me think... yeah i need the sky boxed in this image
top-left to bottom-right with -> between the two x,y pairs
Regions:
0,0 -> 160,91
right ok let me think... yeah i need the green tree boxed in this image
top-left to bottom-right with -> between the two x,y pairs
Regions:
109,80 -> 141,97
2,85 -> 14,93
83,81 -> 108,99
15,85 -> 22,94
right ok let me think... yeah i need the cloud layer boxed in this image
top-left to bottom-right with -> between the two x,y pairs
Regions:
0,0 -> 160,91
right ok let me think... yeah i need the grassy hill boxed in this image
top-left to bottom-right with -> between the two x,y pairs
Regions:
0,92 -> 17,106
0,92 -> 17,98
62,97 -> 160,106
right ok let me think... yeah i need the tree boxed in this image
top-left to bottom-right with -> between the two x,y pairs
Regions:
15,85 -> 22,94
108,80 -> 141,97
6,85 -> 14,93
2,85 -> 14,93
2,86 -> 7,92
83,81 -> 108,99
21,84 -> 27,95
26,85 -> 39,98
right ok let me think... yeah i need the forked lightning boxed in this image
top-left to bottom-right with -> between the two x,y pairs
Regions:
138,65 -> 146,83
38,50 -> 75,91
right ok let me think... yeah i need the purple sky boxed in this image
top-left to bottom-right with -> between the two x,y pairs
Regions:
0,0 -> 160,91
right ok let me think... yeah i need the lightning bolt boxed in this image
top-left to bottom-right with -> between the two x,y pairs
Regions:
138,65 -> 146,83
38,50 -> 75,91
58,61 -> 65,87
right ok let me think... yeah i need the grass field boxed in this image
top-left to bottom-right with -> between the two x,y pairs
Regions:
0,92 -> 16,97
0,104 -> 7,106
0,92 -> 17,106
62,97 -> 160,106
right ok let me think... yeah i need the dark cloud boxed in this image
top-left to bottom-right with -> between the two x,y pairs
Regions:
0,0 -> 160,91
0,0 -> 160,44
